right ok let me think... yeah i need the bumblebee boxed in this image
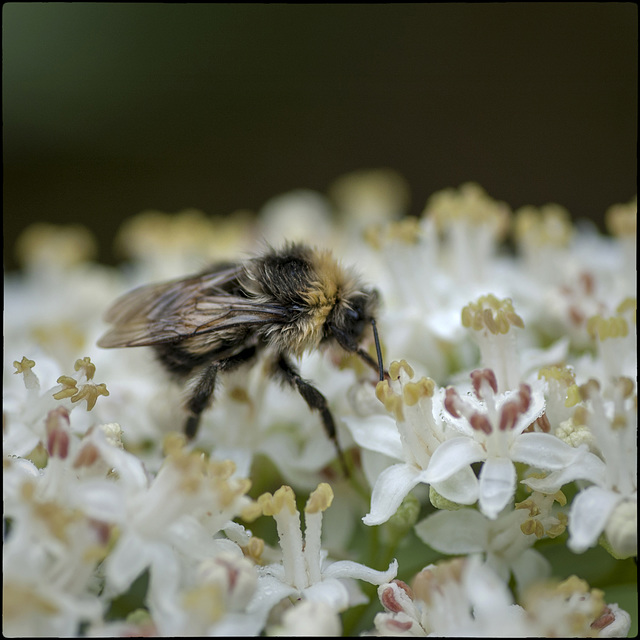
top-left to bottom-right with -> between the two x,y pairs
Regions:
98,243 -> 384,469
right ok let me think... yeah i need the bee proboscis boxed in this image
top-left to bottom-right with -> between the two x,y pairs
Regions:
98,242 -> 385,473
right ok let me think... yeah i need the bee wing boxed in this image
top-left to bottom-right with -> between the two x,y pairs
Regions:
101,265 -> 242,325
98,264 -> 287,348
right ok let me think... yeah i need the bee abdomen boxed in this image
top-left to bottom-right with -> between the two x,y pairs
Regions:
154,330 -> 261,377
154,343 -> 209,377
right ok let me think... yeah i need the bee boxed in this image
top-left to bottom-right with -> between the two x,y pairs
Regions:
98,243 -> 385,471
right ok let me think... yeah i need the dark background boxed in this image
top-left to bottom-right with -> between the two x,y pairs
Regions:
3,3 -> 637,271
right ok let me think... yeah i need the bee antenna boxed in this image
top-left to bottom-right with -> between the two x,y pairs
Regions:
371,318 -> 384,382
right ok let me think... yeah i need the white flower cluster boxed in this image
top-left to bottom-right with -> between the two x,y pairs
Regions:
3,176 -> 636,636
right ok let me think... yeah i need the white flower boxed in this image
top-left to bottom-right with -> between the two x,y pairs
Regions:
371,556 -> 529,636
6,223 -> 121,368
344,360 -> 478,526
519,575 -> 631,638
363,218 -> 452,380
604,196 -> 637,300
583,300 -> 637,386
512,203 -> 574,287
458,292 -> 575,420
245,483 -> 398,622
423,183 -> 511,287
257,189 -> 335,247
2,426 -> 119,635
114,208 -> 256,281
196,352 -> 354,484
537,364 -> 582,435
362,181 -> 518,385
4,182 -> 637,637
414,505 -> 555,594
100,436 -> 254,635
3,398 -> 156,637
370,558 -> 631,638
524,378 -> 637,557
3,540 -> 104,637
267,599 -> 342,636
4,355 -> 111,459
424,369 -> 585,519
510,200 -> 635,353
170,551 -> 262,636
329,168 -> 409,229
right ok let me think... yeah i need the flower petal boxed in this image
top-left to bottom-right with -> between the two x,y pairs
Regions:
464,556 -> 517,616
431,465 -> 479,505
415,508 -> 489,554
343,415 -> 404,460
103,532 -> 151,594
519,337 -> 570,376
509,548 -> 551,593
423,437 -> 485,483
322,558 -> 398,585
521,448 -> 606,493
568,486 -> 622,553
248,573 -> 297,620
302,578 -> 351,611
363,463 -> 425,526
478,457 -> 516,519
510,432 -> 584,470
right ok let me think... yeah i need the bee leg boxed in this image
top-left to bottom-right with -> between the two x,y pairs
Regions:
184,346 -> 258,440
185,363 -> 219,440
275,355 -> 349,476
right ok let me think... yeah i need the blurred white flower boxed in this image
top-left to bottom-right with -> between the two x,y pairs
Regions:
267,599 -> 342,636
370,557 -> 630,637
100,436 -> 254,635
414,488 -> 568,593
371,557 -> 529,636
519,575 -> 631,638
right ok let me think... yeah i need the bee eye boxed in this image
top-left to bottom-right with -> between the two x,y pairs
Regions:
345,305 -> 366,338
345,307 -> 360,321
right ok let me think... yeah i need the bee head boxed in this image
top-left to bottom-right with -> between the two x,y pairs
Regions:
248,243 -> 385,379
326,287 -> 385,381
327,288 -> 377,342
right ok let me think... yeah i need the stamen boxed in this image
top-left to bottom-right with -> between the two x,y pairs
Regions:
499,401 -> 520,431
389,359 -> 414,381
380,581 -> 412,613
74,357 -> 96,380
73,443 -> 100,469
471,369 -> 498,399
45,407 -> 71,459
305,483 -> 334,514
533,413 -> 551,433
591,607 -> 616,631
402,378 -> 435,406
462,295 -> 525,335
13,356 -> 36,375
15,222 -> 97,268
376,380 -> 404,422
587,314 -> 629,341
470,413 -> 492,435
514,203 -> 573,248
444,387 -> 462,418
517,383 -> 532,412
47,428 -> 69,460
304,484 -> 333,584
